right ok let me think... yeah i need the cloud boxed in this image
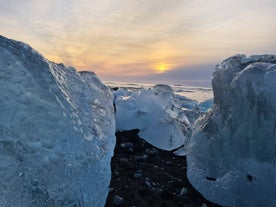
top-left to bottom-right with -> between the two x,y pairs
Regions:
99,62 -> 216,87
0,0 -> 275,86
146,63 -> 215,86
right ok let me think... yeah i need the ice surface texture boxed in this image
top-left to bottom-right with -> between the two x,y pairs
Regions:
187,54 -> 276,207
114,84 -> 197,151
0,35 -> 115,207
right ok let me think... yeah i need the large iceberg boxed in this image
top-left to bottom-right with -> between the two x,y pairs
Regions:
187,54 -> 276,207
0,35 -> 115,206
114,84 -> 197,151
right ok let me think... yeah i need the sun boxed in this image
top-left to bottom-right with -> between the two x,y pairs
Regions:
156,63 -> 169,73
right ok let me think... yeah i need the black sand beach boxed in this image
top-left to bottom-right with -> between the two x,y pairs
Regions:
105,130 -> 221,207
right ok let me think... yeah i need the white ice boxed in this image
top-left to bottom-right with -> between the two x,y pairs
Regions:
0,35 -> 115,207
114,84 -> 198,151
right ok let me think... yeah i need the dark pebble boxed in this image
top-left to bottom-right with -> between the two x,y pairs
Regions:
119,157 -> 128,162
113,195 -> 124,206
120,142 -> 134,149
133,173 -> 142,178
134,154 -> 148,162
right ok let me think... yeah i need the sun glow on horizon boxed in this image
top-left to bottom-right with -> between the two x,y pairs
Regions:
155,63 -> 169,73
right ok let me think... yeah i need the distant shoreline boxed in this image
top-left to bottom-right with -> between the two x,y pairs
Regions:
105,81 -> 213,103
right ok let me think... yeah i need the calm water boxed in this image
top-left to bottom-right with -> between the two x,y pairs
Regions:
104,81 -> 213,103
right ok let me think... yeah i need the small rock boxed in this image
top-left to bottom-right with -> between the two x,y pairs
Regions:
109,188 -> 114,193
140,140 -> 145,147
165,180 -> 179,192
165,161 -> 172,165
201,203 -> 208,207
135,154 -> 148,162
119,157 -> 128,162
120,142 -> 133,148
172,177 -> 182,182
145,180 -> 151,188
153,165 -> 159,170
145,148 -> 158,156
179,187 -> 188,196
113,195 -> 125,206
120,142 -> 134,152
134,173 -> 142,178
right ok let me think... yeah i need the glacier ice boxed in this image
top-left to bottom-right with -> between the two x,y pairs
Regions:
187,54 -> 276,207
0,35 -> 115,207
197,98 -> 213,112
114,84 -> 198,151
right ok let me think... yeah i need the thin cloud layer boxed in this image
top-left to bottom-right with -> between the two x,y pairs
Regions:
0,0 -> 275,86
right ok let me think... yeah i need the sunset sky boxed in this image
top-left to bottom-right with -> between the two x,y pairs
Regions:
1,0 -> 276,86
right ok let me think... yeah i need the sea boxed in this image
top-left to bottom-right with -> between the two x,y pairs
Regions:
104,81 -> 213,103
